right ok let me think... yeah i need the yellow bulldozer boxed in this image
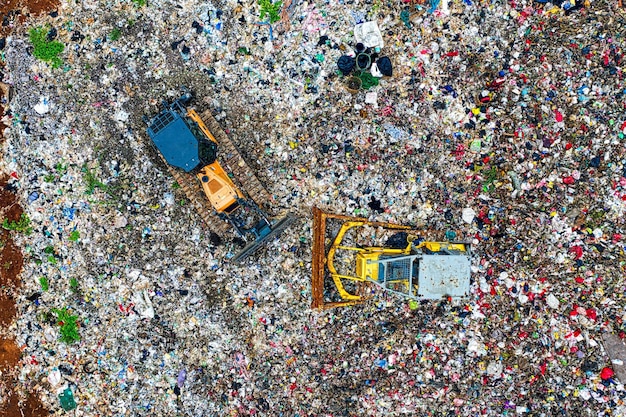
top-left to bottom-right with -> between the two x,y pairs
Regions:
311,207 -> 472,309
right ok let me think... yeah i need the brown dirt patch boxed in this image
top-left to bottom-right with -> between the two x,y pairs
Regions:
0,176 -> 23,290
0,390 -> 18,417
0,177 -> 22,222
0,338 -> 20,370
0,237 -> 24,289
0,0 -> 61,37
0,385 -> 49,417
20,394 -> 49,417
0,293 -> 16,327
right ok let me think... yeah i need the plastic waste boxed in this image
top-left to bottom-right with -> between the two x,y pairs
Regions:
59,388 -> 77,411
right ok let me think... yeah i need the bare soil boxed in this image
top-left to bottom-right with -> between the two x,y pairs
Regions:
0,293 -> 16,327
0,177 -> 24,289
0,337 -> 20,370
0,0 -> 60,37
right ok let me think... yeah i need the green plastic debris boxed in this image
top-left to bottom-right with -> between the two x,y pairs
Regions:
400,10 -> 412,28
470,139 -> 481,152
59,388 -> 77,411
359,72 -> 379,90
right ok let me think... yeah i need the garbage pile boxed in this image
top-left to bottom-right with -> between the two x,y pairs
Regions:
1,0 -> 626,415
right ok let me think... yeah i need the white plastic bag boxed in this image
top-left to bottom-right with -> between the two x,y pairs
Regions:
354,21 -> 384,49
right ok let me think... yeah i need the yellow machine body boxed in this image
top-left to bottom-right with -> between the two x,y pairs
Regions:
312,207 -> 471,309
196,163 -> 244,214
187,109 -> 244,214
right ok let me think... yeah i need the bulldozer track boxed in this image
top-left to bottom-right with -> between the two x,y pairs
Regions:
163,158 -> 232,235
200,110 -> 272,211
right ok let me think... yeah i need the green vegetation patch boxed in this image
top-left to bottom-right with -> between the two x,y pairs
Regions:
69,230 -> 80,242
110,28 -> 121,41
259,0 -> 282,24
2,213 -> 33,235
28,26 -> 64,68
69,277 -> 79,292
51,307 -> 81,344
82,165 -> 107,194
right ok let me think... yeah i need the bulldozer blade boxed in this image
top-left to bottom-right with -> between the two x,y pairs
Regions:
311,207 -> 326,309
231,213 -> 297,264
311,207 -> 364,310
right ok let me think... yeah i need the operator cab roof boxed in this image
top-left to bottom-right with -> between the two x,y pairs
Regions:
147,109 -> 200,173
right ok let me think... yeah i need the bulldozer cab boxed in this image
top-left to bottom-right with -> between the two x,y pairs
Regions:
146,100 -> 218,172
312,207 -> 472,309
197,164 -> 244,214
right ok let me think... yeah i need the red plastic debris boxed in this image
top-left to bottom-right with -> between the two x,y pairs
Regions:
570,246 -> 583,260
563,176 -> 575,185
586,308 -> 597,321
555,110 -> 564,123
600,367 -> 614,380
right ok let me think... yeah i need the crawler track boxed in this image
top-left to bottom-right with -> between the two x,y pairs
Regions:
200,110 -> 272,211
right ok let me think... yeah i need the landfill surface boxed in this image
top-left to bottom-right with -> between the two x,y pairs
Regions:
1,0 -> 626,415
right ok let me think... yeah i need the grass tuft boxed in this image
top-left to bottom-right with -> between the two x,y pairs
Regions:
51,307 -> 81,344
28,26 -> 64,68
2,213 -> 33,235
258,0 -> 282,23
110,28 -> 121,41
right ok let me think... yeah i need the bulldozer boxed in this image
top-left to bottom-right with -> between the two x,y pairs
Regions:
144,91 -> 295,263
311,207 -> 472,309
